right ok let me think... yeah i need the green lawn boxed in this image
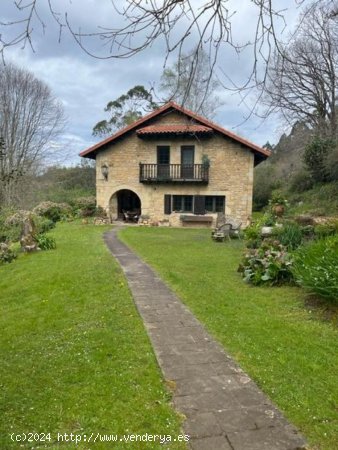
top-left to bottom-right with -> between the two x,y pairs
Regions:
0,223 -> 185,450
120,227 -> 338,450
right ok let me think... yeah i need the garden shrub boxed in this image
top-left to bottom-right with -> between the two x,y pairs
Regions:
0,209 -> 9,242
244,222 -> 262,249
0,220 -> 20,243
0,208 -> 57,256
292,236 -> 338,303
33,201 -> 72,222
1,210 -> 14,242
245,212 -> 278,248
94,206 -> 107,218
3,210 -> 35,243
239,239 -> 294,286
71,196 -> 97,217
299,225 -> 315,241
34,216 -> 56,234
269,191 -> 289,209
314,220 -> 338,240
0,243 -> 17,265
261,212 -> 276,226
35,233 -> 56,250
273,221 -> 303,250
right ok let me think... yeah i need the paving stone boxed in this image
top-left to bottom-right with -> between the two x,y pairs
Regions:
183,412 -> 223,438
150,332 -> 200,349
156,341 -> 219,357
189,435 -> 233,450
211,360 -> 246,375
174,390 -> 241,416
104,228 -> 307,450
233,386 -> 272,408
158,350 -> 226,370
215,407 -> 258,433
253,407 -> 286,429
162,362 -> 217,381
226,426 -> 307,450
210,374 -> 252,392
146,316 -> 200,327
175,374 -> 241,396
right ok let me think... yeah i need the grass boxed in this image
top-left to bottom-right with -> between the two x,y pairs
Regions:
120,227 -> 338,450
0,223 -> 185,450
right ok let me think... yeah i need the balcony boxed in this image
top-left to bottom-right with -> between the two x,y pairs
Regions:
139,164 -> 209,184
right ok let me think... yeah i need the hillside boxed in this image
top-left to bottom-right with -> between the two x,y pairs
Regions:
253,123 -> 338,216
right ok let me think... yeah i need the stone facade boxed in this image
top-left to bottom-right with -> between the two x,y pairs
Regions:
87,106 -> 264,228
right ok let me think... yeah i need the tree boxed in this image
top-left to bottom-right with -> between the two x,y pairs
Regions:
92,85 -> 158,137
263,141 -> 274,152
0,63 -> 65,206
160,48 -> 222,118
262,1 -> 338,137
303,136 -> 336,182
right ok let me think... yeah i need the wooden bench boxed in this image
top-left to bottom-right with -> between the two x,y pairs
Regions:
180,215 -> 213,223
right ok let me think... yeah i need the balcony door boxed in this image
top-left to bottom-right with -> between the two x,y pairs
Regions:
181,145 -> 195,178
157,146 -> 170,179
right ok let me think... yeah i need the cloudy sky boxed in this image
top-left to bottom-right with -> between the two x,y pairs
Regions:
0,0 -> 302,166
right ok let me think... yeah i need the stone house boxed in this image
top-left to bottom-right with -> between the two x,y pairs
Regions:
80,102 -> 270,227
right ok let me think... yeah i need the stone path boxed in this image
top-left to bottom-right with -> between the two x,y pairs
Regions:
104,228 -> 307,450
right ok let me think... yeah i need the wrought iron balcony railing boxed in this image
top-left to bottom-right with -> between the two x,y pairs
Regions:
139,164 -> 209,183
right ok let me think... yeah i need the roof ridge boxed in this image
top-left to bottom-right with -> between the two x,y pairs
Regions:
79,101 -> 271,159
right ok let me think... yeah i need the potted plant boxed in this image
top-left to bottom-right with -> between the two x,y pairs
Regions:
201,154 -> 210,169
269,192 -> 288,217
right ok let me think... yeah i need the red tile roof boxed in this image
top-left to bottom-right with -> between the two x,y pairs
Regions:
80,101 -> 271,161
136,124 -> 213,135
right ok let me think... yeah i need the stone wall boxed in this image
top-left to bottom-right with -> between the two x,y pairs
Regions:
96,111 -> 254,227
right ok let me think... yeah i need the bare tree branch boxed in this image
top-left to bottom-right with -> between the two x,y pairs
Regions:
261,1 -> 338,137
0,62 -> 65,206
1,0 -> 337,116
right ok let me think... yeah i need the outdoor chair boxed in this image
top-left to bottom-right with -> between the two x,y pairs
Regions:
212,214 -> 242,242
215,212 -> 227,228
229,221 -> 242,239
211,223 -> 231,242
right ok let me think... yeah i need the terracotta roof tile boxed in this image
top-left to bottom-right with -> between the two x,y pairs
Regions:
136,124 -> 213,135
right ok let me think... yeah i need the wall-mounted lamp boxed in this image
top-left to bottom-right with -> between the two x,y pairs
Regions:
101,164 -> 109,181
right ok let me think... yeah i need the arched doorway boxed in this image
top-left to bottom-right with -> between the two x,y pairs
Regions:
110,189 -> 141,220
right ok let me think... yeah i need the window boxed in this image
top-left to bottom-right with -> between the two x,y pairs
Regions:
157,146 -> 170,164
215,196 -> 225,212
173,195 -> 193,212
205,196 -> 213,212
205,196 -> 225,213
164,195 -> 225,214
